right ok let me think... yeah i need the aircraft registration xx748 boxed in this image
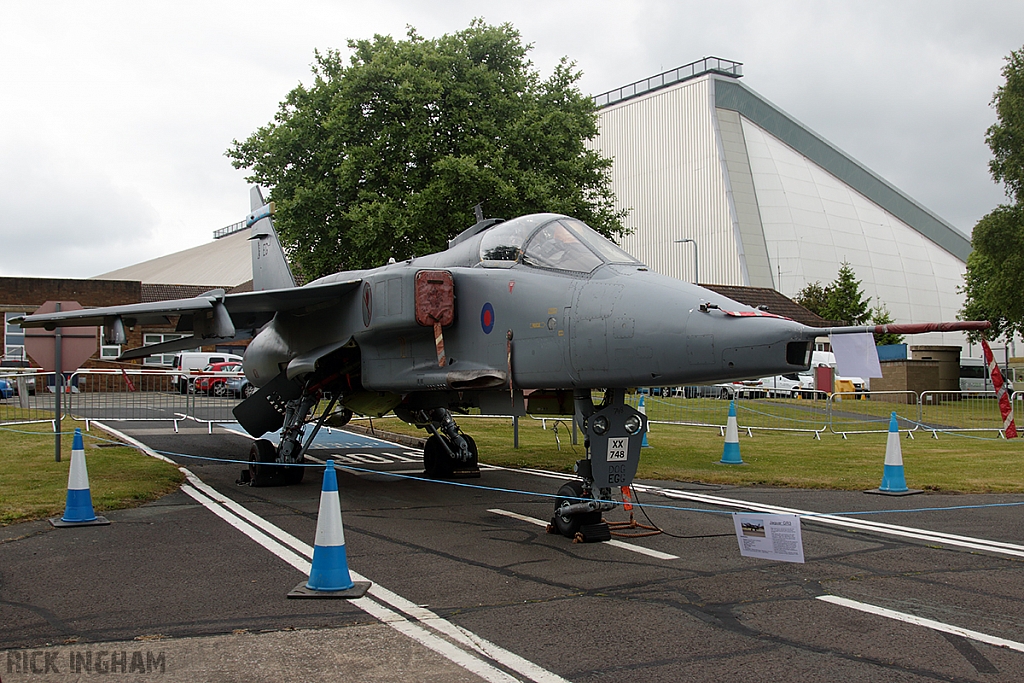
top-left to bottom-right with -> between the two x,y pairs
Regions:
16,187 -> 988,539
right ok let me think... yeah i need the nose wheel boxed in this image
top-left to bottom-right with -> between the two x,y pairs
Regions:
549,480 -> 603,538
244,438 -> 305,486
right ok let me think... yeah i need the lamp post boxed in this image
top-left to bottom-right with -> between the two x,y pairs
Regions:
674,238 -> 698,284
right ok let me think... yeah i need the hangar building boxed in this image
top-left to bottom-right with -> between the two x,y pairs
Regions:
591,57 -> 972,349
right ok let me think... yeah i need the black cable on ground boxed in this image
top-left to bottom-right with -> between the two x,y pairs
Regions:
629,484 -> 735,539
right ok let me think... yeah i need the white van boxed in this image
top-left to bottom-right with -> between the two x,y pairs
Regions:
959,357 -> 1013,393
172,352 -> 243,393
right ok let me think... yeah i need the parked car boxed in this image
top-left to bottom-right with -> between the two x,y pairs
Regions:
192,362 -> 244,396
172,352 -> 243,394
226,373 -> 256,399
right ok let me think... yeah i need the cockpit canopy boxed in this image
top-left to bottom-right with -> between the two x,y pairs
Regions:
478,214 -> 640,273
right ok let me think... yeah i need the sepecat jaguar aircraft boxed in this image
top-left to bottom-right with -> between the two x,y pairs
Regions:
16,187 -> 988,539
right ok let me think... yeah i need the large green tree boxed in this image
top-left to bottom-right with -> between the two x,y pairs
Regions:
794,281 -> 829,317
227,21 -> 626,279
797,262 -> 872,325
960,47 -> 1024,340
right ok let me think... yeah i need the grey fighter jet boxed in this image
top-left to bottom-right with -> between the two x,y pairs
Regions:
16,187 -> 987,539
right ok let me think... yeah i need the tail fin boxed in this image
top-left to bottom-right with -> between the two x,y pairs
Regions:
248,186 -> 297,291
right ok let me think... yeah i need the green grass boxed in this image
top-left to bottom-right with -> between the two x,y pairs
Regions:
363,414 -> 1024,494
0,418 -> 184,526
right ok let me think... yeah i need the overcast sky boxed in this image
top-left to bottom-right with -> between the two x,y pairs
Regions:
1,1 -> 1021,279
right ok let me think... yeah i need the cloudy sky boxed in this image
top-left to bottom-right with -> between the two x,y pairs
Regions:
1,1 -> 1021,278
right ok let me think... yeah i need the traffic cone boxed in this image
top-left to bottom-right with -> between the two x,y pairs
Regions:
638,394 -> 650,447
289,460 -> 370,598
866,413 -> 921,496
719,401 -> 744,464
50,429 -> 110,527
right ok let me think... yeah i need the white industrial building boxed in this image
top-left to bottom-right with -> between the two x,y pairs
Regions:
591,58 -> 973,350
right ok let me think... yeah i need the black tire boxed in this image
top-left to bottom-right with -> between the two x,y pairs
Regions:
461,434 -> 479,470
423,434 -> 454,478
249,439 -> 279,486
422,432 -> 477,478
284,464 -> 305,485
242,383 -> 256,399
719,388 -> 730,400
552,480 -> 602,538
178,380 -> 188,395
212,382 -> 227,397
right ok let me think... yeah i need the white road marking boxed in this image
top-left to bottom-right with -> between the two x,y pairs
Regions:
480,463 -> 1024,558
488,508 -> 679,560
635,486 -> 1024,559
817,595 -> 1024,653
180,483 -> 522,683
95,422 -> 569,683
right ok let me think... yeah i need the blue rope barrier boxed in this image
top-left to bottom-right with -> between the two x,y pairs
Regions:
7,423 -> 1024,519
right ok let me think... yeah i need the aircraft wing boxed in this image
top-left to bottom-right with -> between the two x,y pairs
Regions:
13,279 -> 362,330
13,278 -> 362,360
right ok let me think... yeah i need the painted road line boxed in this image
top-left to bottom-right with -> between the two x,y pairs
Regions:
97,422 -> 569,683
218,423 -> 402,450
180,483 -> 522,683
481,463 -> 1024,560
489,509 -> 679,561
638,486 -> 1024,559
818,595 -> 1024,653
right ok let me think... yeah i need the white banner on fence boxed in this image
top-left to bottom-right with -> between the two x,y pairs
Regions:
733,513 -> 805,563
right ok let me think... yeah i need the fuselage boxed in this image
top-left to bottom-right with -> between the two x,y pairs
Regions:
241,213 -> 815,393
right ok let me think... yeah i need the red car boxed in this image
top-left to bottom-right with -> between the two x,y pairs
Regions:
192,362 -> 243,397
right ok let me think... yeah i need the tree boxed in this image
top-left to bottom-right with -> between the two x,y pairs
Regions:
227,21 -> 627,279
819,261 -> 871,325
794,281 -> 829,317
869,304 -> 904,346
960,46 -> 1024,340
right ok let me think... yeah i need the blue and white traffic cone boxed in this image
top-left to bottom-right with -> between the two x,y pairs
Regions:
289,460 -> 370,598
50,428 -> 109,527
719,401 -> 744,464
867,413 -> 921,496
638,394 -> 650,447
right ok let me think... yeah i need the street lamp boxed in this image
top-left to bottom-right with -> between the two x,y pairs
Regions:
674,238 -> 698,284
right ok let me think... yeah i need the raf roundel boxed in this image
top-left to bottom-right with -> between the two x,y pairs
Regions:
480,302 -> 495,334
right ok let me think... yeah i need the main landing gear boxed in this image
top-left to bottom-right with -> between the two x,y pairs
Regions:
420,408 -> 480,479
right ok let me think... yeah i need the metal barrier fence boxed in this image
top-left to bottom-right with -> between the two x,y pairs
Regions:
626,391 -> 831,436
918,391 -> 1010,438
829,391 -> 919,437
0,371 -> 58,427
2,371 -> 1021,440
0,369 -> 247,433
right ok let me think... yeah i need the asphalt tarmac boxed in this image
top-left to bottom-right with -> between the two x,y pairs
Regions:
3,421 -> 1024,682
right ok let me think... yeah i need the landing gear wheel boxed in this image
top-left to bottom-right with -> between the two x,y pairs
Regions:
551,480 -> 602,538
249,439 -> 280,487
284,464 -> 305,485
422,433 -> 478,478
461,434 -> 479,470
423,434 -> 455,478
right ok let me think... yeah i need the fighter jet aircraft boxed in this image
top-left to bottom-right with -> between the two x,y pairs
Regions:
16,187 -> 988,539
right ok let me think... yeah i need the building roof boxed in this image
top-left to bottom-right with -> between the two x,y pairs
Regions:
701,284 -> 829,327
94,229 -> 252,288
